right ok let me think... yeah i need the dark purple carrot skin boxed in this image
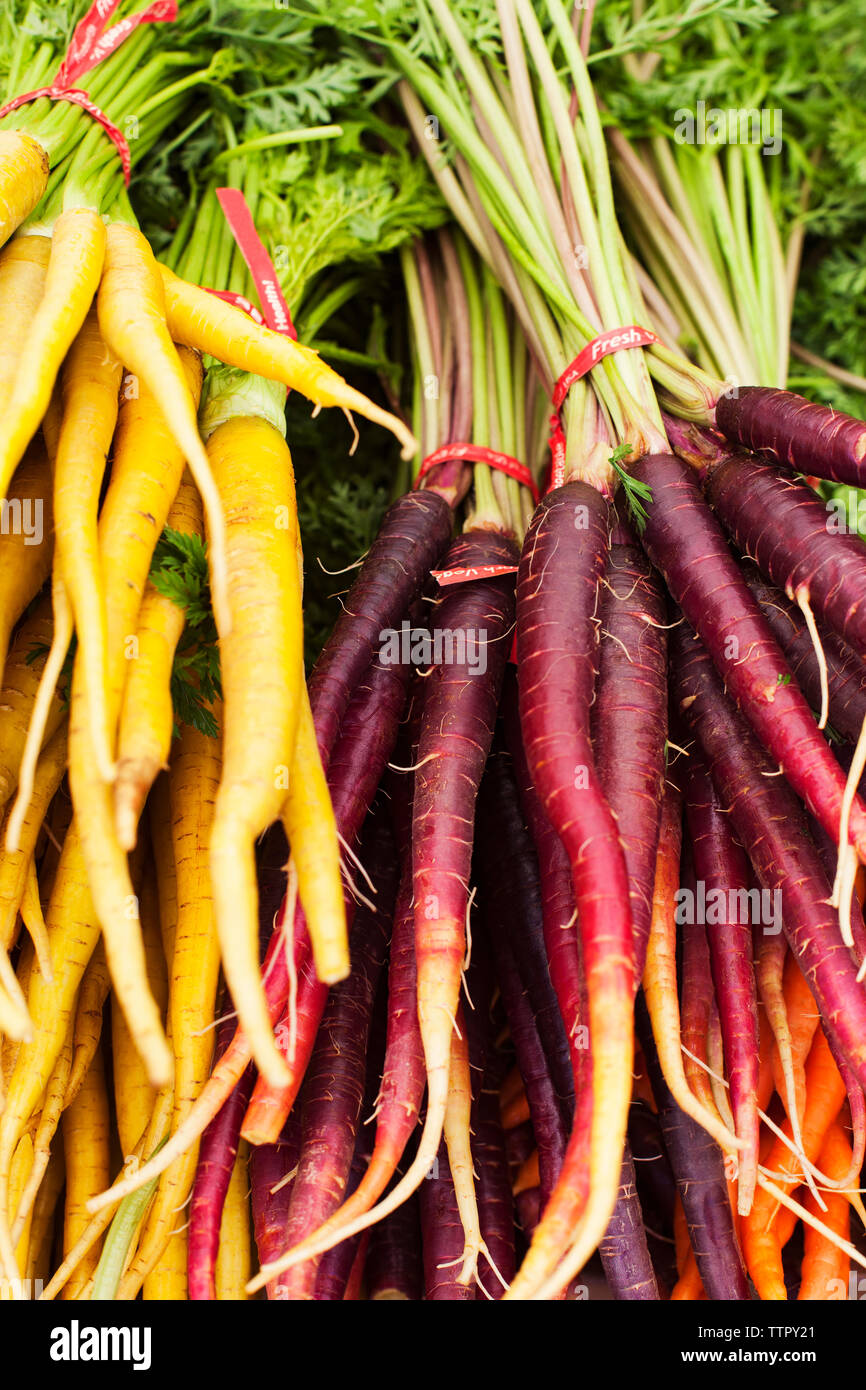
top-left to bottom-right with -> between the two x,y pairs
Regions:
634,451 -> 866,857
275,805 -> 398,1300
635,993 -> 750,1301
514,1186 -> 541,1244
671,620 -> 866,1094
684,753 -> 760,1209
412,529 -> 518,1171
308,489 -> 452,767
598,1144 -> 660,1300
704,451 -> 866,661
313,1048 -> 382,1302
242,650 -> 412,1141
484,911 -> 568,1207
420,1136 -> 477,1301
500,671 -> 584,1085
366,1194 -> 424,1301
473,1080 -> 516,1300
592,511 -> 669,979
810,816 -> 866,969
187,827 -> 287,1301
628,1100 -> 677,1235
476,745 -> 573,1116
714,384 -> 866,488
250,1110 -> 303,1301
741,563 -> 866,745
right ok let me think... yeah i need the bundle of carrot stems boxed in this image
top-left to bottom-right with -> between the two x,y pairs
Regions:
4,0 -> 866,1304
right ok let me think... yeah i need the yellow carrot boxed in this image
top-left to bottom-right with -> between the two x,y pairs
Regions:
0,596 -> 64,815
52,307 -> 122,783
142,1226 -> 188,1301
118,719 -> 222,1297
25,1145 -> 64,1292
0,234 -> 51,417
0,134 -> 49,249
213,1140 -> 251,1301
10,1028 -> 71,1247
5,573 -> 72,852
98,224 -> 229,633
206,414 -> 304,1086
0,823 -> 101,1287
19,857 -> 51,985
148,776 -> 178,967
1,1133 -> 34,1288
281,684 -> 348,984
111,872 -> 168,1158
0,723 -> 67,953
159,262 -> 417,459
0,445 -> 53,690
114,471 -> 203,850
63,348 -> 205,1091
62,939 -> 110,1115
0,209 -> 105,499
61,1044 -> 110,1300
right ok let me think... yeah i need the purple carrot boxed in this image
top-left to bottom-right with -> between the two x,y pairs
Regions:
741,562 -> 866,745
241,651 -> 411,1145
484,909 -> 568,1207
703,449 -> 866,662
313,1025 -> 384,1302
274,803 -> 397,1300
250,1110 -> 303,1301
636,993 -> 750,1301
344,529 -> 518,1230
476,745 -> 574,1116
671,619 -> 866,1095
633,450 -> 866,857
420,1136 -> 477,1301
683,753 -> 760,1213
598,1144 -> 660,1300
592,510 -> 669,978
714,384 -> 866,488
366,1194 -> 424,1300
514,481 -> 636,1292
501,670 -> 584,1086
473,1078 -> 516,1300
308,489 -> 452,765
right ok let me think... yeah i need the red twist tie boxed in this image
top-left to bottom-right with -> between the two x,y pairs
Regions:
201,289 -> 267,328
431,562 -> 519,588
415,442 -> 539,504
0,0 -> 178,187
215,188 -> 297,340
546,324 -> 660,493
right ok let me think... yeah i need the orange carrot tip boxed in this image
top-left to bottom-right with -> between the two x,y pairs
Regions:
158,263 -> 418,460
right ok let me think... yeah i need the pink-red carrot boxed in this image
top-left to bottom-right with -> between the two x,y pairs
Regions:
511,481 -> 636,1297
249,1112 -> 303,1301
633,451 -> 866,856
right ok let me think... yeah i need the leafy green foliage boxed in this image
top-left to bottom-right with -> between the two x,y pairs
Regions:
149,528 -> 222,738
